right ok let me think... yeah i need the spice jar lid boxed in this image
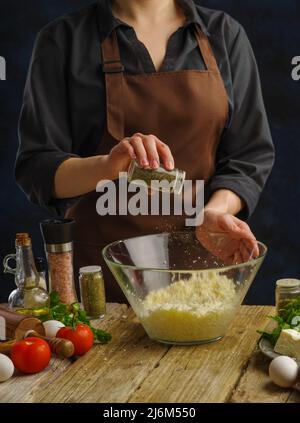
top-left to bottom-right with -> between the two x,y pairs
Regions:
79,266 -> 102,274
40,219 -> 75,245
276,279 -> 300,288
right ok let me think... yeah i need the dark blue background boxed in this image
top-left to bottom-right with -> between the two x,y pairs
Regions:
0,0 -> 299,304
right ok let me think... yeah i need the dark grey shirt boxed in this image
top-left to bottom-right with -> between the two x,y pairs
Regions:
15,0 -> 275,218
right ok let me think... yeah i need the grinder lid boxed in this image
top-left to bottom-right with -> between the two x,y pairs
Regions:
40,218 -> 75,245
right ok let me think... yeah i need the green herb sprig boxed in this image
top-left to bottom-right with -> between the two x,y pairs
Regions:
41,292 -> 112,344
258,297 -> 300,345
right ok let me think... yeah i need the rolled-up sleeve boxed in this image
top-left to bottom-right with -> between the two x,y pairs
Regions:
209,25 -> 275,219
15,29 -> 79,215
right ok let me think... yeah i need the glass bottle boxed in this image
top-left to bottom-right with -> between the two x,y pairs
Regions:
79,266 -> 106,319
35,257 -> 47,290
127,160 -> 186,195
40,219 -> 77,305
275,279 -> 300,316
3,233 -> 50,318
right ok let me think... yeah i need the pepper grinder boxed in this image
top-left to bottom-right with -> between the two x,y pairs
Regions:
40,219 -> 77,305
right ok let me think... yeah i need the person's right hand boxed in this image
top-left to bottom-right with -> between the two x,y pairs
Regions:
107,133 -> 175,180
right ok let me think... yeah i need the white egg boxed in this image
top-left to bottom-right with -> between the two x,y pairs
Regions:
269,356 -> 299,388
0,354 -> 14,382
43,320 -> 65,338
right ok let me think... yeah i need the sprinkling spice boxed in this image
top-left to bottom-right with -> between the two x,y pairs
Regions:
79,266 -> 106,319
127,160 -> 185,195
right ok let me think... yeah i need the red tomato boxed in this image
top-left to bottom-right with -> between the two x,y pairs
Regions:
11,337 -> 51,374
57,324 -> 94,356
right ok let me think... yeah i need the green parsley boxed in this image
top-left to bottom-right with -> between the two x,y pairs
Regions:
41,292 -> 112,344
258,296 -> 300,345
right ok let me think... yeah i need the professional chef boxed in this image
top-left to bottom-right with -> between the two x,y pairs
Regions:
15,0 -> 275,301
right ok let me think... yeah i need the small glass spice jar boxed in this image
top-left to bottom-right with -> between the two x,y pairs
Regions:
275,279 -> 300,316
128,160 -> 186,195
79,266 -> 106,319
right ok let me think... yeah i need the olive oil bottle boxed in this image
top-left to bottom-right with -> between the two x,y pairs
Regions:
3,233 -> 49,318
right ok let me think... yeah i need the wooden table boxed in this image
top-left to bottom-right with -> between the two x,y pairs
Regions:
1,304 -> 300,403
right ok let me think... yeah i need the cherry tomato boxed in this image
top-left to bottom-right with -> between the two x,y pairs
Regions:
57,324 -> 94,356
11,337 -> 51,374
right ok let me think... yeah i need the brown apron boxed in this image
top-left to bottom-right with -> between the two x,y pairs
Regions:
66,24 -> 228,302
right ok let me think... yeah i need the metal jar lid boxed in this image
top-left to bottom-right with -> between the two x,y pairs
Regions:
276,279 -> 300,289
79,265 -> 102,274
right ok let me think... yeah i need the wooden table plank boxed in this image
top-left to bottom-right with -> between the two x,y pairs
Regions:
0,355 -> 70,403
287,389 -> 300,403
230,349 -> 290,403
230,348 -> 300,403
0,303 -> 127,403
29,308 -> 169,403
128,306 -> 273,403
2,304 -> 293,404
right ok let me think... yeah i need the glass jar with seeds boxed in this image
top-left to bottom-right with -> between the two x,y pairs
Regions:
79,266 -> 106,319
127,160 -> 185,195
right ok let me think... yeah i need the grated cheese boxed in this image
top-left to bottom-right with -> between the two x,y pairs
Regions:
138,272 -> 239,343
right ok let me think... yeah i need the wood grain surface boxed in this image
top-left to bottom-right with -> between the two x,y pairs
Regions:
1,304 -> 299,403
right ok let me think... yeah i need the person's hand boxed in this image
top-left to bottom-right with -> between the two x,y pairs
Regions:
195,209 -> 260,265
107,133 -> 174,180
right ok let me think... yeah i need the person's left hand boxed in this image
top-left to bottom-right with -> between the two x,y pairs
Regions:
195,210 -> 259,265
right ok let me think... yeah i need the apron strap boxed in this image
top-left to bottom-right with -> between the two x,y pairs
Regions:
194,25 -> 219,73
101,30 -> 125,141
101,26 -> 219,141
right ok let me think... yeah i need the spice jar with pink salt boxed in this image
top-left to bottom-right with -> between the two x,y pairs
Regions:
40,219 -> 77,304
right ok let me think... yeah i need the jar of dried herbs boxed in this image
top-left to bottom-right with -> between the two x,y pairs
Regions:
275,279 -> 300,316
79,266 -> 106,319
127,160 -> 186,195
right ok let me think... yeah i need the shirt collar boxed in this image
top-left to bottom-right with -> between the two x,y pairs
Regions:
179,0 -> 208,34
96,0 -> 209,41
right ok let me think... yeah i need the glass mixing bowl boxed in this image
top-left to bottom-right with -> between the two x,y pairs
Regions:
102,232 -> 267,345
